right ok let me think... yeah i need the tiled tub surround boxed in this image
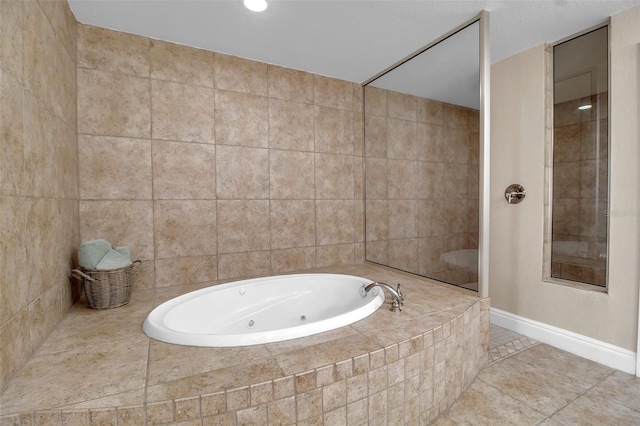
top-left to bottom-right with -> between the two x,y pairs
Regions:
76,24 -> 366,291
0,264 -> 489,425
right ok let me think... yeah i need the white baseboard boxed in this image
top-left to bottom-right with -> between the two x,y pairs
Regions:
490,307 -> 637,375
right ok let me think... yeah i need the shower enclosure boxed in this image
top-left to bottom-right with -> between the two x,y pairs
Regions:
364,16 -> 488,293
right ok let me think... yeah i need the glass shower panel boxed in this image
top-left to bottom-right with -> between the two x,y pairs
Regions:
364,21 -> 480,291
552,26 -> 608,287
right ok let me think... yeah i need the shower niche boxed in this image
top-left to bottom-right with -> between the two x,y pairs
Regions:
364,19 -> 481,292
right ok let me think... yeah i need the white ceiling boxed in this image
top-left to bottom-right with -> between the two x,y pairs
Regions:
68,0 -> 640,106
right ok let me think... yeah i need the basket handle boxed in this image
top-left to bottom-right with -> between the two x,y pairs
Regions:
71,269 -> 96,282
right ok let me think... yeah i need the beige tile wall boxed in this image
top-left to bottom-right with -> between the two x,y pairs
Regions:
364,86 -> 479,286
76,24 -> 365,289
0,0 -> 78,392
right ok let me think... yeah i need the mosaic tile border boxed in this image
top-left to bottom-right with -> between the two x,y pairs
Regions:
489,336 -> 538,364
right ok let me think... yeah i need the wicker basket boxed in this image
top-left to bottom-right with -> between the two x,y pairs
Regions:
71,260 -> 141,309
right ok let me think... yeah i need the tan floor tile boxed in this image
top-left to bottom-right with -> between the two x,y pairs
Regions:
513,344 -> 614,390
445,379 -> 546,425
478,355 -> 585,416
551,391 -> 640,424
590,370 -> 640,412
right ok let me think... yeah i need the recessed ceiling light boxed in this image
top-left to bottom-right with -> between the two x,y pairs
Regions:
244,0 -> 267,12
578,104 -> 592,110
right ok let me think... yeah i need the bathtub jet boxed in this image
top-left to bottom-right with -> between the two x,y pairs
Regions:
143,274 -> 386,347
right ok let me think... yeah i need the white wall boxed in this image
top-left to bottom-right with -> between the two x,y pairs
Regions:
489,5 -> 640,354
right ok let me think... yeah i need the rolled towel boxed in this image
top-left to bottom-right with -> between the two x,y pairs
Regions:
95,249 -> 132,271
113,246 -> 131,262
78,239 -> 112,269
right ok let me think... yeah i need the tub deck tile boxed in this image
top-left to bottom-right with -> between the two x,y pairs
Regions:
0,263 -> 487,423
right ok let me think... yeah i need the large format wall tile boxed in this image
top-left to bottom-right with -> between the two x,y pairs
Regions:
152,140 -> 215,200
80,200 -> 154,261
214,54 -> 267,96
151,80 -> 213,143
78,25 -> 149,77
150,40 -> 213,87
270,150 -> 315,200
315,106 -> 353,155
270,200 -> 316,250
214,90 -> 268,148
0,70 -> 23,196
0,0 -> 23,82
268,65 -> 314,104
154,200 -> 217,259
78,68 -> 151,138
268,98 -> 314,151
217,200 -> 270,254
216,145 -> 269,199
79,135 -> 152,200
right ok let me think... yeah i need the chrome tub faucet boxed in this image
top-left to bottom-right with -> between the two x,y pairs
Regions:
364,282 -> 404,312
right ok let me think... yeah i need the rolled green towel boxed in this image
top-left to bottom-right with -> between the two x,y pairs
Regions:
78,239 -> 112,269
95,249 -> 132,270
113,246 -> 131,262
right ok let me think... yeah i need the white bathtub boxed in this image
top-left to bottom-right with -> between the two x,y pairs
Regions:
143,274 -> 385,347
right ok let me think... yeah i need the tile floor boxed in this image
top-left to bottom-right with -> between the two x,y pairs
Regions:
434,324 -> 640,425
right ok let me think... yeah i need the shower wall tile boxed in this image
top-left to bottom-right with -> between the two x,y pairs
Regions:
216,145 -> 269,199
353,113 -> 364,156
79,135 -> 152,200
364,87 -> 387,117
388,238 -> 418,273
77,25 -> 148,79
268,98 -> 314,151
154,256 -> 218,288
315,153 -> 354,200
215,89 -> 268,148
418,236 -> 446,275
316,200 -> 355,246
314,75 -> 352,110
315,106 -> 354,155
355,199 -> 365,243
388,91 -> 417,121
364,115 -> 387,158
271,247 -> 316,274
217,200 -> 270,254
444,127 -> 470,164
268,65 -> 314,103
218,251 -> 271,280
354,156 -> 364,200
387,159 -> 417,200
0,70 -> 24,196
417,123 -> 443,162
0,0 -> 23,82
151,80 -> 214,143
152,140 -> 216,200
388,200 -> 418,240
387,118 -> 417,160
150,40 -> 213,87
444,104 -> 468,130
154,200 -> 217,259
316,244 -> 355,268
418,99 -> 444,125
77,68 -> 151,138
443,199 -> 468,234
554,124 -> 581,163
270,200 -> 316,250
366,200 -> 389,242
417,162 -> 444,199
365,157 -> 388,200
80,200 -> 154,261
443,164 -> 468,198
214,53 -> 267,96
270,150 -> 315,199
